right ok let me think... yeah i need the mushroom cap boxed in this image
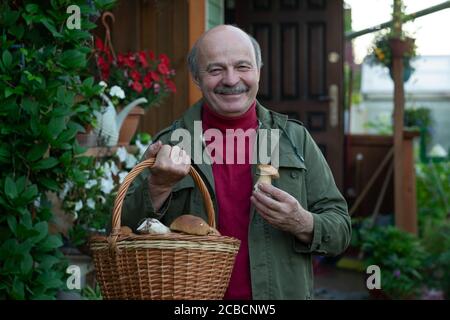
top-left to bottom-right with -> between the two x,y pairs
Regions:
258,164 -> 280,178
169,214 -> 211,236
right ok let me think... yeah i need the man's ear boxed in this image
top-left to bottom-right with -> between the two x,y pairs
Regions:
192,75 -> 201,89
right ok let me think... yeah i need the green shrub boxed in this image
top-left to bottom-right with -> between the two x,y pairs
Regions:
416,162 -> 450,232
421,219 -> 450,298
360,225 -> 426,299
0,0 -> 115,299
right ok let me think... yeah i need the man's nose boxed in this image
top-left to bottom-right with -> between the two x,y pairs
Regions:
221,68 -> 240,86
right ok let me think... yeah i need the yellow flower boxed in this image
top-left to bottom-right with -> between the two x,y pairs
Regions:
375,48 -> 385,62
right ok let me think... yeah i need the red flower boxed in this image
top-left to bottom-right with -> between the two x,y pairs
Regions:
148,50 -> 155,61
164,79 -> 177,93
122,53 -> 136,68
158,62 -> 169,75
130,70 -> 140,81
143,73 -> 153,89
117,53 -> 126,67
159,53 -> 170,67
95,37 -> 105,51
150,71 -> 160,82
138,51 -> 148,68
132,81 -> 143,93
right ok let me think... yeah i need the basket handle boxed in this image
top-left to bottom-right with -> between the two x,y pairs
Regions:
110,158 -> 216,237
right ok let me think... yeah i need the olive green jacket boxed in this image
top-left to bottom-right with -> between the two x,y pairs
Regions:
120,100 -> 351,300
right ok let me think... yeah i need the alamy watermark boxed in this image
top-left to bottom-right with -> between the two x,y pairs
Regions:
66,265 -> 81,290
366,265 -> 381,290
66,5 -> 81,30
168,121 -> 280,167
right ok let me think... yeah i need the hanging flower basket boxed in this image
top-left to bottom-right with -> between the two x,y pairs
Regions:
368,32 -> 417,83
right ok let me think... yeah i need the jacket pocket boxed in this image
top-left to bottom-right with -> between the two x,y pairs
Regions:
274,152 -> 307,206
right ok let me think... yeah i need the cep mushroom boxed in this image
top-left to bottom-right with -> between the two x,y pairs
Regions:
136,218 -> 171,235
255,164 -> 279,190
170,214 -> 220,236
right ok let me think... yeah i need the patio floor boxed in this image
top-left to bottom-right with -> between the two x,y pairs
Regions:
313,257 -> 370,300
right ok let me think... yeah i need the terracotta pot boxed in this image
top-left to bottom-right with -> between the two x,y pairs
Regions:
118,106 -> 145,146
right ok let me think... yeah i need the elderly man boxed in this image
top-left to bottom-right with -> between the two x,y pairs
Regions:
121,25 -> 351,300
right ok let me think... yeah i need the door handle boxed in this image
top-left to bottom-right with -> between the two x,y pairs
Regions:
329,84 -> 338,128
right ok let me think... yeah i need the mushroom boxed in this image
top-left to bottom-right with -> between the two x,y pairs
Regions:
255,164 -> 279,190
137,218 -> 171,235
169,214 -> 220,236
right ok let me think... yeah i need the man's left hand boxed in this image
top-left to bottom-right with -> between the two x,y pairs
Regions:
250,183 -> 314,244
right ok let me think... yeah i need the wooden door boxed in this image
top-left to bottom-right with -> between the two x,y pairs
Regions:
234,0 -> 344,189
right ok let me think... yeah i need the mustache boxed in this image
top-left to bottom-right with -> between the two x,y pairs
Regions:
214,84 -> 249,95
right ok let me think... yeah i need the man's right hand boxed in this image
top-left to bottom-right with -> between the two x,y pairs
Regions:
146,141 -> 191,210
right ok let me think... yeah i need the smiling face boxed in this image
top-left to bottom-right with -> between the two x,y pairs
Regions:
194,26 -> 260,117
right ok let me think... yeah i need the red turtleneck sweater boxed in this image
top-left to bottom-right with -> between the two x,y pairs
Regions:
202,102 -> 258,300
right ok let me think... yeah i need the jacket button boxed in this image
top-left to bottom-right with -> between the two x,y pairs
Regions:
323,235 -> 331,242
290,172 -> 298,179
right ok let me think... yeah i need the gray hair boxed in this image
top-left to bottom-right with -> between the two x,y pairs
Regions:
187,26 -> 263,80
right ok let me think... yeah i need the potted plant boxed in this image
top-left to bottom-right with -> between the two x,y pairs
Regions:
368,30 -> 417,82
93,30 -> 176,145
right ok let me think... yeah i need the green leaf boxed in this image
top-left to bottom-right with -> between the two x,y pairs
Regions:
41,19 -> 62,38
12,277 -> 25,300
25,4 -> 39,14
48,116 -> 67,138
22,184 -> 38,203
32,157 -> 59,170
39,178 -> 59,192
2,50 -> 12,69
26,143 -> 49,162
95,0 -> 118,10
31,222 -> 48,244
37,254 -> 60,270
5,176 -> 18,199
30,117 -> 41,136
15,176 -> 27,194
9,24 -> 25,39
37,272 -> 64,290
39,235 -> 63,251
3,10 -> 20,26
59,50 -> 86,69
0,144 -> 10,163
6,215 -> 17,235
22,98 -> 39,116
82,76 -> 94,87
20,253 -> 33,275
56,125 -> 78,144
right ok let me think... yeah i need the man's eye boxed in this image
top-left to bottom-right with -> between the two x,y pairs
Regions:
238,65 -> 251,71
209,69 -> 222,75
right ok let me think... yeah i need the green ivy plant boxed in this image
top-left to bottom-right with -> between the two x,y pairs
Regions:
0,0 -> 115,299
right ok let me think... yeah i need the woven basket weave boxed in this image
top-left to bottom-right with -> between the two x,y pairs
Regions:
90,158 -> 240,300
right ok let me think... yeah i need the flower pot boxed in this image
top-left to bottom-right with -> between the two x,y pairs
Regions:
118,106 -> 145,146
388,62 -> 413,83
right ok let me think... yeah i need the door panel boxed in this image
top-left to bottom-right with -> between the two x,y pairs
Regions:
235,0 -> 344,189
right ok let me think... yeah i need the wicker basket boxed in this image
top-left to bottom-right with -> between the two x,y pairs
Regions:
90,158 -> 240,300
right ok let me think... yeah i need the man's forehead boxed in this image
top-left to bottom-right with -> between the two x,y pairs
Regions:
198,36 -> 255,66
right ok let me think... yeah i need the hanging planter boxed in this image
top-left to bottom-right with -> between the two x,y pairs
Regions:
368,32 -> 417,83
388,59 -> 414,83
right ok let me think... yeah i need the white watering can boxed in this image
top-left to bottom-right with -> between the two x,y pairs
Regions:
94,93 -> 148,147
